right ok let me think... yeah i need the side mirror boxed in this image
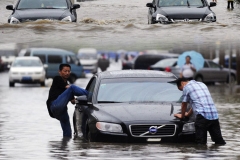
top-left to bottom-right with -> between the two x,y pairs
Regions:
146,3 -> 154,8
76,95 -> 88,104
6,5 -> 14,10
43,64 -> 48,69
71,4 -> 80,10
209,2 -> 216,7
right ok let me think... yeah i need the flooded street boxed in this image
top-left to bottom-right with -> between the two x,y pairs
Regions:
0,0 -> 240,50
1,61 -> 240,159
1,0 -> 240,159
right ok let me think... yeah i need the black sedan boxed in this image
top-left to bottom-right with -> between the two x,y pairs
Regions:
146,0 -> 216,24
6,0 -> 80,24
73,70 -> 195,143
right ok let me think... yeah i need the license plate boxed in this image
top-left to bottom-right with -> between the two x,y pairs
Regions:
22,76 -> 32,81
84,70 -> 91,73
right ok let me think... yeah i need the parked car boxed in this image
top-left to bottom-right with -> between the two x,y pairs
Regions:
77,48 -> 98,74
213,54 -> 237,70
0,53 -> 16,70
9,56 -> 46,87
6,0 -> 80,24
146,0 -> 216,24
133,52 -> 179,70
22,48 -> 84,83
73,70 -> 195,143
149,58 -> 236,84
121,51 -> 138,70
0,56 -> 5,71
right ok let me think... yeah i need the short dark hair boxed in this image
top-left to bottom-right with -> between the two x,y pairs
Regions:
175,78 -> 189,87
186,55 -> 191,59
59,63 -> 71,71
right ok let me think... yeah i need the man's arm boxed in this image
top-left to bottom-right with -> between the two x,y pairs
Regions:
181,102 -> 188,119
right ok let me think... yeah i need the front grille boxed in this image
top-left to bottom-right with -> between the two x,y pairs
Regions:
129,124 -> 176,137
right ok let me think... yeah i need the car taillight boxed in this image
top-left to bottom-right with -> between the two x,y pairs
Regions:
165,67 -> 171,72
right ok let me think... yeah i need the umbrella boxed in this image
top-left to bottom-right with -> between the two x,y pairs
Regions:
177,50 -> 204,71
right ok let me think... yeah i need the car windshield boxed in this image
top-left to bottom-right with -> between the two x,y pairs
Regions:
17,0 -> 68,9
12,59 -> 43,67
78,53 -> 97,60
158,0 -> 205,7
97,78 -> 182,103
153,59 -> 177,67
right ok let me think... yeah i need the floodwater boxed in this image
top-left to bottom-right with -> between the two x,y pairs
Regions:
0,0 -> 240,51
1,61 -> 240,160
1,0 -> 240,159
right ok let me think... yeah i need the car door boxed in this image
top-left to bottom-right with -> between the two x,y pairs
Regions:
207,61 -> 228,82
196,61 -> 213,82
66,55 -> 83,78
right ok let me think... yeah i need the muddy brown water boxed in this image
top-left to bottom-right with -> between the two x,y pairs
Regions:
0,0 -> 240,51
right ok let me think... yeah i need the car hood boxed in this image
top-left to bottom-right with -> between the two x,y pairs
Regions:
10,67 -> 44,72
92,103 -> 181,123
14,9 -> 69,20
159,7 -> 208,19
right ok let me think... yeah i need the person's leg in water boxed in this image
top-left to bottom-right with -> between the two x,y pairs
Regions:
51,85 -> 88,137
59,109 -> 72,137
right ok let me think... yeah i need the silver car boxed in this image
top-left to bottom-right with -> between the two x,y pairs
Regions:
9,57 -> 46,87
149,58 -> 236,84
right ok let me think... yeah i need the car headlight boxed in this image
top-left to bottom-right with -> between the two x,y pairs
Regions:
204,13 -> 215,22
10,17 -> 20,24
61,16 -> 72,22
96,122 -> 123,133
182,122 -> 195,132
156,14 -> 169,23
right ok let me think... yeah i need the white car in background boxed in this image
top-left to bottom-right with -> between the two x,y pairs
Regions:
9,57 -> 46,87
77,48 -> 98,74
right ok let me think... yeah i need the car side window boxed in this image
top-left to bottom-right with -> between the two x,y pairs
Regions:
208,61 -> 220,68
66,55 -> 74,64
34,54 -> 46,63
48,55 -> 62,63
86,78 -> 96,102
203,61 -> 209,68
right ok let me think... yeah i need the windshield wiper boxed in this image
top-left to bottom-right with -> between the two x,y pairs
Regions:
197,5 -> 204,8
187,0 -> 190,7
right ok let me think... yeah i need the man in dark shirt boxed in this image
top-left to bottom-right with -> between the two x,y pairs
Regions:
46,63 -> 88,137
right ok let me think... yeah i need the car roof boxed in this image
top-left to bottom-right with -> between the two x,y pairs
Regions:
96,70 -> 177,79
27,48 -> 75,55
15,56 -> 41,60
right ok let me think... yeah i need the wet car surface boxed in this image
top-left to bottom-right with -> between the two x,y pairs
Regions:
6,0 -> 80,23
146,0 -> 217,24
74,70 -> 195,143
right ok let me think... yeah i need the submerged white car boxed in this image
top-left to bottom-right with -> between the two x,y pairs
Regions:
9,57 -> 46,87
